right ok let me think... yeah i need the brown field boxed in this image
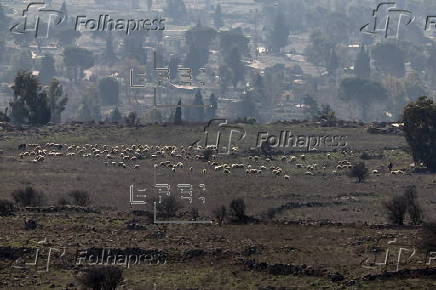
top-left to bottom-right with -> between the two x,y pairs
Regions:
1,122 -> 436,289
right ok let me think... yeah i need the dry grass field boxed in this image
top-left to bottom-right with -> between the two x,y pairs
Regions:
1,122 -> 436,289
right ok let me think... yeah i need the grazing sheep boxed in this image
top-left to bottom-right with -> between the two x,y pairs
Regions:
134,165 -> 140,169
300,155 -> 306,161
284,175 -> 290,180
202,169 -> 207,174
372,169 -> 379,175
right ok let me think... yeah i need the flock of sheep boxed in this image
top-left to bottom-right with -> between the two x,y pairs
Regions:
15,142 -> 410,179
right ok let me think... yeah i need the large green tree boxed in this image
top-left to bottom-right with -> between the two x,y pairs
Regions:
214,4 -> 224,29
304,30 -> 334,74
219,28 -> 249,57
267,10 -> 290,53
403,96 -> 436,171
184,25 -> 217,77
372,42 -> 406,78
338,77 -> 388,121
192,90 -> 205,122
77,87 -> 101,122
224,47 -> 245,88
165,0 -> 187,25
63,47 -> 94,83
207,93 -> 217,120
47,79 -> 67,123
9,71 -> 51,125
354,45 -> 370,79
98,77 -> 119,106
39,55 -> 56,85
